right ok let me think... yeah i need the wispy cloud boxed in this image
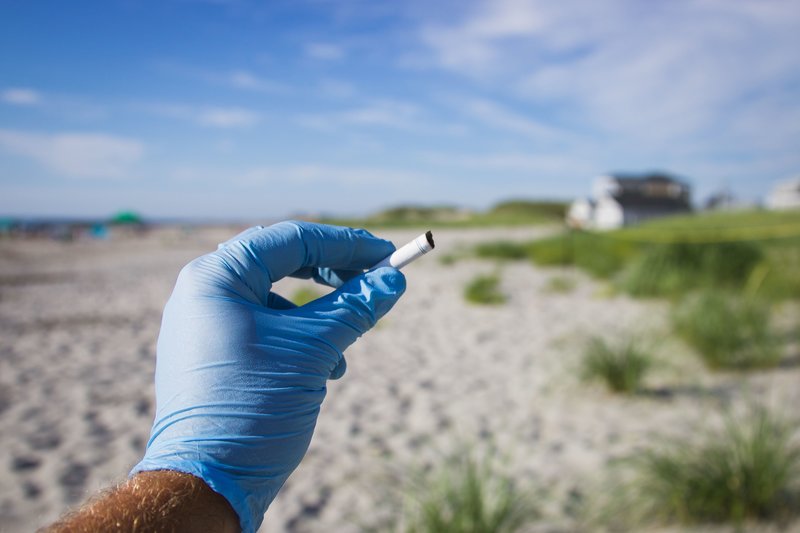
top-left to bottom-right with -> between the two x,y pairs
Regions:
1,87 -> 41,106
159,63 -> 285,93
418,0 -> 800,149
297,99 -> 421,131
0,129 -> 144,179
235,164 -> 429,187
452,96 -> 564,140
145,103 -> 260,128
305,42 -> 345,61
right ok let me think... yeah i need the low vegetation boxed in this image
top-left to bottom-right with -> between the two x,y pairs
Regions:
400,450 -> 538,533
581,337 -> 652,393
471,209 -> 800,301
464,274 -> 506,305
672,292 -> 780,369
621,241 -> 763,297
618,407 -> 800,527
544,275 -> 576,294
290,286 -> 323,306
320,200 -> 568,229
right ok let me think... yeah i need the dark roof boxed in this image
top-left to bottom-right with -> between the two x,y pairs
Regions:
614,193 -> 691,210
604,173 -> 691,210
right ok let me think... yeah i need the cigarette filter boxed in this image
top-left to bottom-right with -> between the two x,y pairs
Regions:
371,231 -> 435,270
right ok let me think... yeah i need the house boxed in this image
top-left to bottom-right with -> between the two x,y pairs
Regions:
766,177 -> 800,210
567,173 -> 692,230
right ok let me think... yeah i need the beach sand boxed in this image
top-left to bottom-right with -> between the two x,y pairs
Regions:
1,226 -> 798,532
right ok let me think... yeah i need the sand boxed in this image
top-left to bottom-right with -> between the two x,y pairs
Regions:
0,225 -> 798,532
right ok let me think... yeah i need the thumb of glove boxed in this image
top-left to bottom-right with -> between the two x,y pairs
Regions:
303,267 -> 406,379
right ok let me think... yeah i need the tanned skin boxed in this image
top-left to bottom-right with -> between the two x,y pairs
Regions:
41,471 -> 239,533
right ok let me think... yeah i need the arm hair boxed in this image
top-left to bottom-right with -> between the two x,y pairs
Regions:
41,470 -> 239,533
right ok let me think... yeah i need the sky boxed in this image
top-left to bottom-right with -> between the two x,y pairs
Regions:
1,0 -> 799,220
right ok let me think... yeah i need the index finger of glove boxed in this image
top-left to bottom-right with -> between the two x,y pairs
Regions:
218,221 -> 395,285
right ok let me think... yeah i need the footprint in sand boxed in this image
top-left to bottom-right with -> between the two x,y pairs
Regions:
59,461 -> 89,503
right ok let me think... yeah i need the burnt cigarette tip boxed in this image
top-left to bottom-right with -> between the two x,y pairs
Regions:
425,230 -> 435,249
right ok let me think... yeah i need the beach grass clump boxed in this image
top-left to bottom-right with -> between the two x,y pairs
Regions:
290,286 -> 323,306
544,275 -> 576,294
474,241 -> 530,261
403,451 -> 538,533
581,337 -> 652,393
624,407 -> 800,527
527,232 -> 639,278
622,241 -> 763,297
464,274 -> 506,305
672,291 -> 780,369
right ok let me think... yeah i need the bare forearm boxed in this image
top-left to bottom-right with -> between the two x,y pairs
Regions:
42,470 -> 239,533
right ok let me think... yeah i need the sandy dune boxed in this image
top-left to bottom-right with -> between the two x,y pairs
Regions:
1,226 -> 797,532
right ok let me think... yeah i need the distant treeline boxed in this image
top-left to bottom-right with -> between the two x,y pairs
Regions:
319,199 -> 568,228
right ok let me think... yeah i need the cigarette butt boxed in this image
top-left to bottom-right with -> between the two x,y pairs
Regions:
371,231 -> 435,270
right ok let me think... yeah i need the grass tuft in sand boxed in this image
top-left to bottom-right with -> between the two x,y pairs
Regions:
622,407 -> 800,527
581,337 -> 652,394
464,274 -> 506,305
401,450 -> 538,533
672,291 -> 780,369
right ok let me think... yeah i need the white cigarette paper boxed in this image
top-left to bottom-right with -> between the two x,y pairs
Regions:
371,231 -> 435,270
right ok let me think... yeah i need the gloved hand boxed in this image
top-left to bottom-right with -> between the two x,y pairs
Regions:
131,221 -> 406,533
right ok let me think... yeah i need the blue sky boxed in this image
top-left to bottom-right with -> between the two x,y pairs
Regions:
1,0 -> 798,219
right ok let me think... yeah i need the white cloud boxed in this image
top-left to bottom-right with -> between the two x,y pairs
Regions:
221,69 -> 283,92
159,63 -> 285,92
297,99 -> 421,130
305,42 -> 345,61
145,103 -> 260,128
418,0 -> 800,150
452,96 -> 563,140
0,129 -> 144,179
1,87 -> 41,106
196,107 -> 260,127
235,164 -> 429,188
318,79 -> 356,99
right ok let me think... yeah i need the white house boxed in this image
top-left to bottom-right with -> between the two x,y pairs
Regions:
766,177 -> 800,210
567,173 -> 692,230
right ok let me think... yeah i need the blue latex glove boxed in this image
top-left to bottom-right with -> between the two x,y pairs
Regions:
131,221 -> 406,533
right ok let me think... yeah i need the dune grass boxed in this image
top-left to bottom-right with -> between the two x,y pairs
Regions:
474,241 -> 531,261
464,274 -> 506,305
401,451 -> 538,533
544,275 -> 576,294
619,407 -> 800,527
672,292 -> 780,370
290,286 -> 323,306
471,209 -> 800,301
621,241 -> 763,297
581,337 -> 652,393
321,200 -> 567,229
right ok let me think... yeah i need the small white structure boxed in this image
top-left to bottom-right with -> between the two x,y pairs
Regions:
566,198 -> 595,229
766,177 -> 800,210
568,173 -> 692,230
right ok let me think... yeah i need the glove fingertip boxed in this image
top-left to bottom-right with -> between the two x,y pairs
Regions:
366,266 -> 407,297
363,267 -> 406,321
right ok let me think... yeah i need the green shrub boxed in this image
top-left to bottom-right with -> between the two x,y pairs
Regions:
488,200 -> 566,220
544,275 -> 576,294
464,274 -> 506,305
581,337 -> 652,393
672,292 -> 780,369
403,451 -> 538,533
527,232 -> 638,278
290,286 -> 323,306
623,241 -> 763,297
473,241 -> 530,261
624,407 -> 800,526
